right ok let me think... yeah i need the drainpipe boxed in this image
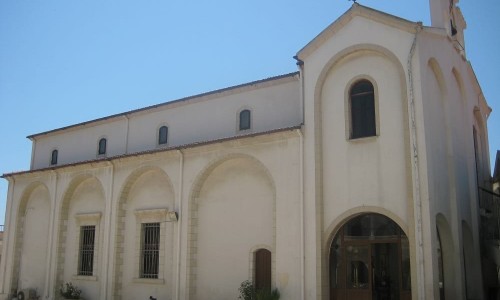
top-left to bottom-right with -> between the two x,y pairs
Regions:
175,150 -> 184,300
103,161 -> 115,299
407,22 -> 425,300
44,171 -> 58,299
294,55 -> 305,300
297,128 -> 305,300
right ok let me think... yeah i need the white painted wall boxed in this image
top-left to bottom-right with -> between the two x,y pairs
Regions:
30,77 -> 301,170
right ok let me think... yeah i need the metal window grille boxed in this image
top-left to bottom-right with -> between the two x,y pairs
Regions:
141,223 -> 160,279
79,225 -> 95,276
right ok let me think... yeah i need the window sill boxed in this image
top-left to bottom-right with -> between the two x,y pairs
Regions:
348,135 -> 378,143
133,278 -> 165,285
72,275 -> 98,281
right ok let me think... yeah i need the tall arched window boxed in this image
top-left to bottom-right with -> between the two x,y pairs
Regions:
158,126 -> 168,145
254,248 -> 271,291
350,80 -> 376,139
51,149 -> 58,165
239,109 -> 251,131
98,138 -> 107,155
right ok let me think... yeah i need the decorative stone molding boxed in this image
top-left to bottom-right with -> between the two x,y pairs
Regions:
134,208 -> 177,223
75,212 -> 102,226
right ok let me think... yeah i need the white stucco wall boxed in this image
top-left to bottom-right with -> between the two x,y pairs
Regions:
30,76 -> 301,171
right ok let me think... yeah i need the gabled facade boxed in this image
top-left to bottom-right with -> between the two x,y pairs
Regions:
0,1 -> 493,300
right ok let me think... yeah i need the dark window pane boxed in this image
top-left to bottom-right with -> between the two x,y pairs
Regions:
98,138 -> 107,155
239,110 -> 251,130
51,150 -> 58,165
350,80 -> 376,139
79,225 -> 95,276
141,223 -> 160,278
159,126 -> 168,145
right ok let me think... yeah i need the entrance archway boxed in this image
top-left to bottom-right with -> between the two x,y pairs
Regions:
329,213 -> 411,300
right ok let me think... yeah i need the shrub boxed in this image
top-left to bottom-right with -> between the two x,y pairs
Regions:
60,282 -> 82,299
238,280 -> 280,300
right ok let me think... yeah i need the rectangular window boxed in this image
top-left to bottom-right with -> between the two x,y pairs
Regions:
140,223 -> 160,279
79,225 -> 95,276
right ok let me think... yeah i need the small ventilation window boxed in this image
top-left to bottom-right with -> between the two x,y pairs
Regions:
239,109 -> 251,131
158,126 -> 168,145
51,149 -> 58,165
98,138 -> 107,155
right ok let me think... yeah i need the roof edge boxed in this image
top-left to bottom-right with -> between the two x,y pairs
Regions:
296,3 -> 419,60
6,125 -> 303,178
27,71 -> 300,140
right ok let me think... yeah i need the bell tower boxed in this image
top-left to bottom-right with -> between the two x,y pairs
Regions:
430,0 -> 466,54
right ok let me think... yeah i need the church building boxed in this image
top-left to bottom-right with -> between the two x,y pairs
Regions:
0,1 -> 494,299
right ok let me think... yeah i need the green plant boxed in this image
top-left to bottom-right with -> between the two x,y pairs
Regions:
255,288 -> 280,300
60,282 -> 82,299
238,280 -> 280,300
238,280 -> 254,300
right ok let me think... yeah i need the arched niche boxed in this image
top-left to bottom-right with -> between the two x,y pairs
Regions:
187,154 -> 276,300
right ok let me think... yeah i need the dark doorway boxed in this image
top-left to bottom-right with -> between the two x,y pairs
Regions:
255,249 -> 271,290
330,214 -> 411,300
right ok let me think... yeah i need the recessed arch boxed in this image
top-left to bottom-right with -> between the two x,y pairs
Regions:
55,175 -> 106,297
113,165 -> 175,300
428,58 -> 448,100
327,212 -> 412,300
187,153 -> 276,299
435,213 -> 456,299
11,182 -> 50,294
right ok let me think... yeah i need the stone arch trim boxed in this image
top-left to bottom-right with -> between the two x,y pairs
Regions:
323,206 -> 409,253
54,174 -> 105,296
451,67 -> 466,105
436,213 -> 456,299
314,43 -> 408,108
11,181 -> 50,293
112,165 -> 175,300
323,207 -> 410,300
186,153 -> 277,300
428,58 -> 448,99
248,244 -> 275,288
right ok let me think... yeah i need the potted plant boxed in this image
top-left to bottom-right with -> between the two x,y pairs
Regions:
60,282 -> 82,299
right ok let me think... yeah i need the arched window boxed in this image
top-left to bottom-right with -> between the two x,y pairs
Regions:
350,80 -> 376,139
98,138 -> 107,155
254,248 -> 271,291
239,109 -> 251,131
51,149 -> 58,165
158,126 -> 168,145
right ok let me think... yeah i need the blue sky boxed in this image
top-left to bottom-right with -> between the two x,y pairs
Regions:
0,0 -> 499,225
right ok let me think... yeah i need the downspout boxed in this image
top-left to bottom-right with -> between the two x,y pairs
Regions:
407,22 -> 425,300
175,149 -> 184,300
124,115 -> 130,154
44,171 -> 58,299
294,55 -> 305,300
103,161 -> 115,299
297,128 -> 305,300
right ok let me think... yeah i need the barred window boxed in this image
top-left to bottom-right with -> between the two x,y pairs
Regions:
79,225 -> 95,276
141,223 -> 160,279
